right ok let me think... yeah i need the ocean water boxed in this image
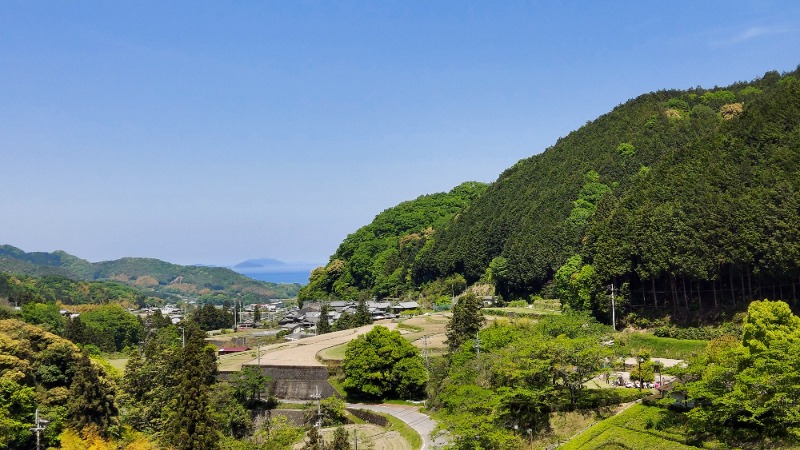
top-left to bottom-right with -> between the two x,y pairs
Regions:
238,270 -> 311,285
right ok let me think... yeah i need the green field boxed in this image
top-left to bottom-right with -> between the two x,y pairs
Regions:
624,333 -> 708,361
561,403 -> 699,450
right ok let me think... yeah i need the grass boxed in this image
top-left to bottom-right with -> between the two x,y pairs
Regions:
483,307 -> 561,318
561,403 -> 698,450
624,333 -> 708,360
328,376 -> 346,397
318,342 -> 349,361
397,322 -> 424,332
382,412 -> 423,450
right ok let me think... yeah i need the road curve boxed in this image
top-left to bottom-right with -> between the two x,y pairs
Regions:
346,403 -> 448,450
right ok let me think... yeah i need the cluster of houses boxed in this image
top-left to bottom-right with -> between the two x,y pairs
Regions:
136,303 -> 188,324
275,300 -> 420,340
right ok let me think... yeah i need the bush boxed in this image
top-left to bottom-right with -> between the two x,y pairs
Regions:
573,388 -> 648,410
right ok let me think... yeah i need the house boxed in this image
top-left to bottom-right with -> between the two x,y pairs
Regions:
391,301 -> 420,313
329,301 -> 353,311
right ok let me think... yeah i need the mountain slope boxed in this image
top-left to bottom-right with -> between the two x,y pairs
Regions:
0,245 -> 301,299
315,67 -> 800,321
298,181 -> 487,300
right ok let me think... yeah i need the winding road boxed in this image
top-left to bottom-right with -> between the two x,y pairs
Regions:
347,403 -> 448,450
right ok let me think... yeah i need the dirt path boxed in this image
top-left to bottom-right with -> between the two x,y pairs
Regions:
242,321 -> 398,367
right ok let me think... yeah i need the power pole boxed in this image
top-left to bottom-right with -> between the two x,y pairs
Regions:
609,283 -> 616,331
423,335 -> 430,372
30,408 -> 49,450
474,330 -> 481,358
353,430 -> 358,450
311,385 -> 323,429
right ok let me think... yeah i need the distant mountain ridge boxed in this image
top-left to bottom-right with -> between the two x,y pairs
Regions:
0,245 -> 302,299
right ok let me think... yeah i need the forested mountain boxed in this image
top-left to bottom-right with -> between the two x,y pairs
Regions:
0,245 -> 301,300
313,68 -> 800,323
298,181 -> 487,300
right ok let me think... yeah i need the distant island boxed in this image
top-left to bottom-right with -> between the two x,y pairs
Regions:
230,257 -> 321,285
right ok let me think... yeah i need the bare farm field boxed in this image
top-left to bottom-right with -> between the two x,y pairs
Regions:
292,424 -> 412,450
317,314 -> 451,362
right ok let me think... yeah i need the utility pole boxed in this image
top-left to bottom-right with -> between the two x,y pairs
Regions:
423,335 -> 429,373
179,326 -> 185,348
30,408 -> 49,450
311,385 -> 323,429
474,330 -> 481,358
609,283 -> 616,331
353,430 -> 358,450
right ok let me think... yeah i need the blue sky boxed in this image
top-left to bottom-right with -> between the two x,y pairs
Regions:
1,1 -> 798,267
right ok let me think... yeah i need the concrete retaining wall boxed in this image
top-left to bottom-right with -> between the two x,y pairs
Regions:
221,364 -> 340,400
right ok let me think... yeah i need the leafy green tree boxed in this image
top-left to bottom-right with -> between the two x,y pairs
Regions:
446,292 -> 485,353
342,326 -> 427,400
80,304 -> 143,351
231,366 -> 271,407
686,301 -> 800,445
252,414 -> 304,450
0,378 -> 36,449
20,302 -> 65,335
208,383 -> 252,439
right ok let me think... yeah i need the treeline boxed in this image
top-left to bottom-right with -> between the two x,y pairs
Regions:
0,245 -> 301,300
0,273 -> 146,307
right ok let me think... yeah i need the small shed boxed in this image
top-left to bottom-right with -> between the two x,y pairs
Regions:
217,346 -> 250,356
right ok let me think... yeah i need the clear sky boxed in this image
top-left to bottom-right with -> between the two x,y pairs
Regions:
2,1 -> 798,267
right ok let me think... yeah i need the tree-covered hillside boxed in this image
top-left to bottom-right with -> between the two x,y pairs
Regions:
315,67 -> 800,324
0,245 -> 300,301
298,181 -> 487,300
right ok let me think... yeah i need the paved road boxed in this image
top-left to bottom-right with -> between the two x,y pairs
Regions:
347,403 -> 448,450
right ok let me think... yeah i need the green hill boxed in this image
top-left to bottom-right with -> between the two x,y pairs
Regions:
312,67 -> 800,323
0,245 -> 301,301
298,181 -> 487,300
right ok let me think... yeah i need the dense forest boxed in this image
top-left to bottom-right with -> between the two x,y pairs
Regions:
308,67 -> 800,325
0,245 -> 301,301
298,182 -> 487,301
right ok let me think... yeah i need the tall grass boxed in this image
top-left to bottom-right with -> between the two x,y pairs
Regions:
624,333 -> 707,360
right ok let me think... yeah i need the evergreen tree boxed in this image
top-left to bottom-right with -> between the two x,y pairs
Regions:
331,426 -> 352,450
318,303 -> 332,334
334,312 -> 353,331
302,426 -> 323,450
65,315 -> 86,345
162,323 -> 219,450
353,298 -> 372,327
67,352 -> 120,437
253,304 -> 261,323
446,292 -> 485,353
